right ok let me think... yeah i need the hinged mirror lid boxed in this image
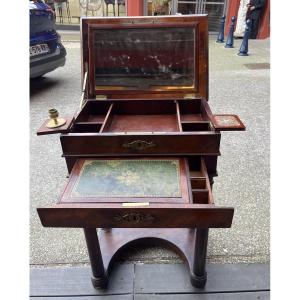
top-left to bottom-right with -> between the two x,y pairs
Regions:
81,15 -> 208,100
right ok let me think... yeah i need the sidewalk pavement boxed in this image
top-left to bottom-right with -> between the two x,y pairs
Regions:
30,32 -> 269,266
30,263 -> 270,299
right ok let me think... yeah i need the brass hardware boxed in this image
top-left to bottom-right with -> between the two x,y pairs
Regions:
96,95 -> 107,100
123,140 -> 156,151
95,85 -> 193,91
46,109 -> 66,128
79,92 -> 85,110
122,202 -> 150,207
183,93 -> 197,99
114,212 -> 155,223
82,70 -> 88,93
79,71 -> 88,109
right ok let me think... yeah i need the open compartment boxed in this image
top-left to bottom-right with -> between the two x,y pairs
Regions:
100,100 -> 180,133
177,99 -> 213,132
53,156 -> 214,206
187,157 -> 213,204
76,101 -> 112,122
72,98 -> 216,134
61,99 -> 221,157
178,98 -> 203,122
73,101 -> 112,133
73,123 -> 102,133
69,98 -> 220,134
181,122 -> 212,132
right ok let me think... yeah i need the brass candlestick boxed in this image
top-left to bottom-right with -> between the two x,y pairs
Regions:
46,108 -> 66,128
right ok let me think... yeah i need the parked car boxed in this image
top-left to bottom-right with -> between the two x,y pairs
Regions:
30,0 -> 66,78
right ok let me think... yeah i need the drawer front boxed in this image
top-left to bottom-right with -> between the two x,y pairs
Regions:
37,204 -> 233,229
60,133 -> 220,156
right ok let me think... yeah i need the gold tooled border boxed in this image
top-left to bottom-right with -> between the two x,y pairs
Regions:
71,159 -> 181,198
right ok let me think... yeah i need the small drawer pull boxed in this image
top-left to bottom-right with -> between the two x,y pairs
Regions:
122,140 -> 156,151
114,212 -> 155,223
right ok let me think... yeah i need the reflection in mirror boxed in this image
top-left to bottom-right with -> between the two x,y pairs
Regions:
93,27 -> 195,91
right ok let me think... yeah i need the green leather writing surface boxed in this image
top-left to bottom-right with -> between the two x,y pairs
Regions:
71,159 -> 181,198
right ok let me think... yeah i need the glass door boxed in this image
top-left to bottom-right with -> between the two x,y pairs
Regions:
200,1 -> 227,31
169,0 -> 227,31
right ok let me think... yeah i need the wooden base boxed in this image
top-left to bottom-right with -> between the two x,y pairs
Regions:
84,228 -> 209,289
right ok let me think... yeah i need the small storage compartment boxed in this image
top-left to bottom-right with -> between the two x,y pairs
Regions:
187,157 -> 212,204
180,114 -> 203,122
76,101 -> 111,122
72,101 -> 112,133
177,100 -> 212,132
181,122 -> 211,132
73,123 -> 102,133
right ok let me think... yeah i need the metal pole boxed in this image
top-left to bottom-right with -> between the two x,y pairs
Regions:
225,16 -> 236,48
216,15 -> 226,43
237,19 -> 251,56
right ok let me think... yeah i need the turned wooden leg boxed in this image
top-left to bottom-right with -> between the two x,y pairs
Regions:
190,228 -> 209,288
84,228 -> 108,289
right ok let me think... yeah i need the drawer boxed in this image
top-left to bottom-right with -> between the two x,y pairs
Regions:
38,204 -> 233,228
37,157 -> 233,229
59,99 -> 221,157
60,132 -> 221,156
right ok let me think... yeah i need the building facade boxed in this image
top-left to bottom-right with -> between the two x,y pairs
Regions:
48,0 -> 269,39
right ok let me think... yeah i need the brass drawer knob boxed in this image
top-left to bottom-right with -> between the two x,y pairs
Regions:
114,212 -> 155,223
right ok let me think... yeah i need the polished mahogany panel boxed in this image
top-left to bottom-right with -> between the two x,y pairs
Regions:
81,15 -> 208,99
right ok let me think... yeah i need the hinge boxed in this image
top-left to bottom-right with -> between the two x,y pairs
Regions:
183,93 -> 197,99
79,71 -> 88,109
96,95 -> 107,100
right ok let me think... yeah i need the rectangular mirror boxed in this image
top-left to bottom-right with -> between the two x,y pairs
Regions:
93,26 -> 196,91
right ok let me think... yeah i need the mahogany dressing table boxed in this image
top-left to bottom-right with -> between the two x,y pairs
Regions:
37,15 -> 245,289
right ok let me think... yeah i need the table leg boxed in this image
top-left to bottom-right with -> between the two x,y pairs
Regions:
84,228 -> 108,289
190,228 -> 208,288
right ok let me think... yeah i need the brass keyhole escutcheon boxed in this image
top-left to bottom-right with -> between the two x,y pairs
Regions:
46,108 -> 67,128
